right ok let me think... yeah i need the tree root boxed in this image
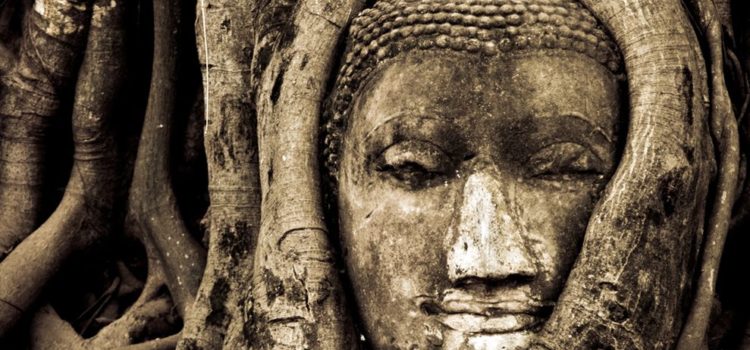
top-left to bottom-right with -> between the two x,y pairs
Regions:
677,0 -> 742,349
249,1 -> 364,348
0,0 -> 91,259
27,212 -> 180,349
28,297 -> 177,350
175,0 -> 259,348
0,0 -> 126,336
127,0 -> 206,318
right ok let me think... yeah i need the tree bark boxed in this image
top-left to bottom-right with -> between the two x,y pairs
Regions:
128,0 -> 206,318
0,0 -> 129,336
532,0 -> 727,349
176,0 -> 259,348
0,0 -> 91,259
249,0 -> 363,348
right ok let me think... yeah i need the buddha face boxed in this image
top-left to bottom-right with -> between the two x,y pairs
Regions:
337,49 -> 621,349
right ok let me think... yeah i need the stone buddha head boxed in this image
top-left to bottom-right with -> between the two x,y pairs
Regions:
322,0 -> 626,348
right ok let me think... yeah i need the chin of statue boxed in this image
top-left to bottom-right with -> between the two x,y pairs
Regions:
428,313 -> 544,350
442,330 -> 536,350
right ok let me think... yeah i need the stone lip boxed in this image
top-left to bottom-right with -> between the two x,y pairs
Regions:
417,289 -> 553,334
438,313 -> 544,334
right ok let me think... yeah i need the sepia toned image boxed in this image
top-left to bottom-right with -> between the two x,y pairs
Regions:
0,0 -> 749,349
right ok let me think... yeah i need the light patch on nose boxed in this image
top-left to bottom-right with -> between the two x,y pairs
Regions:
447,173 -> 537,282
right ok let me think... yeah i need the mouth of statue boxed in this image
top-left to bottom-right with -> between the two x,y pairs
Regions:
418,290 -> 554,335
437,313 -> 545,334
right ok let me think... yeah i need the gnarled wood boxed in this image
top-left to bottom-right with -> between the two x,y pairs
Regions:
0,0 -> 91,258
128,0 -> 206,318
532,0 -> 718,348
250,0 -> 364,348
176,0 -> 260,348
0,0 -> 124,336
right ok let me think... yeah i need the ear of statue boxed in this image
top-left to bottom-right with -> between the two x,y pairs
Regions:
532,1 -> 740,349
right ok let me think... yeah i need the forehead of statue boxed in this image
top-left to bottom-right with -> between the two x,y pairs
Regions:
348,49 -> 621,145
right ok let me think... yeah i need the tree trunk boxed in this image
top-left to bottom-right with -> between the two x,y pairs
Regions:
248,0 -> 363,348
176,0 -> 259,348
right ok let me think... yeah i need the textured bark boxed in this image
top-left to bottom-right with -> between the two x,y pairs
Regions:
531,0 -> 722,349
0,0 -> 27,76
249,0 -> 363,348
128,0 -> 206,318
27,226 -> 181,349
176,0 -> 259,348
0,0 -> 125,336
677,1 -> 741,349
0,0 -> 91,259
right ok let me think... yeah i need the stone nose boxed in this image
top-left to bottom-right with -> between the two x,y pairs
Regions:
446,172 -> 538,287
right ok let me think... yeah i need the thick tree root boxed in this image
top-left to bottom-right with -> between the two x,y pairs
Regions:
27,213 -> 180,349
249,1 -> 364,348
176,0 -> 259,348
29,298 -> 176,350
0,0 -> 91,259
128,0 -> 206,318
532,1 -> 718,349
677,1 -> 741,349
0,0 -> 125,336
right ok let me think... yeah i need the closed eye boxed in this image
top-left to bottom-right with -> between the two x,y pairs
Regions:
527,142 -> 609,180
375,140 -> 451,188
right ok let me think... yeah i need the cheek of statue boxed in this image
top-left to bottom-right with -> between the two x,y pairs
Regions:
337,51 -> 620,349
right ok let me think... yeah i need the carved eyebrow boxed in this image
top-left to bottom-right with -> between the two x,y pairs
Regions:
361,113 -> 462,156
358,111 -> 617,164
529,112 -> 618,163
362,113 -> 448,142
530,112 -> 616,143
364,112 -> 615,145
552,112 -> 615,145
